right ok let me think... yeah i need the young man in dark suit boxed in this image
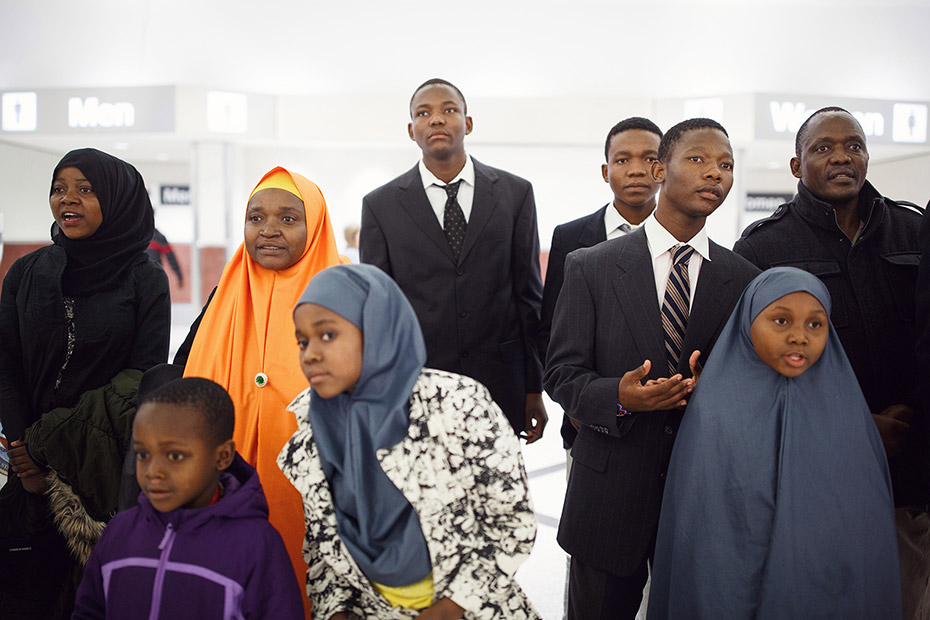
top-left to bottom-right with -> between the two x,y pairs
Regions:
545,118 -> 760,619
541,116 -> 662,455
734,106 -> 928,620
360,78 -> 547,441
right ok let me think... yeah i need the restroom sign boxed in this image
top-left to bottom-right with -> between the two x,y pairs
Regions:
755,94 -> 929,146
1,92 -> 38,132
892,104 -> 928,144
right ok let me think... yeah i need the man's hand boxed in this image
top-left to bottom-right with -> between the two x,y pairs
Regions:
522,393 -> 548,444
617,360 -> 693,412
873,404 -> 914,459
9,440 -> 47,494
414,597 -> 465,620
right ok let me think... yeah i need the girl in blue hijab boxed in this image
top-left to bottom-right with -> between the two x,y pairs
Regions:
647,267 -> 900,620
278,264 -> 540,620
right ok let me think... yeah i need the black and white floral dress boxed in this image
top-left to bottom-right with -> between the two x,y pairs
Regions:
278,368 -> 541,620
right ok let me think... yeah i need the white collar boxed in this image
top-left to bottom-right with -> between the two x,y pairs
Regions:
418,155 -> 474,190
604,203 -> 644,232
643,212 -> 711,261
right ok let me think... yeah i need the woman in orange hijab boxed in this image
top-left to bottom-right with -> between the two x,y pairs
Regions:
175,167 -> 344,617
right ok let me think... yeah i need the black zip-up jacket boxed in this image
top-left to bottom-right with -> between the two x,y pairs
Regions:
0,245 -> 170,441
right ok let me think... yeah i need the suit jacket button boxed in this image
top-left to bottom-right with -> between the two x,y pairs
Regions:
459,310 -> 467,318
456,269 -> 464,276
461,351 -> 468,358
664,425 -> 673,435
660,472 -> 666,479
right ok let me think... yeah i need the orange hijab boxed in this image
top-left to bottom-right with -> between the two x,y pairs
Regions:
183,167 -> 343,616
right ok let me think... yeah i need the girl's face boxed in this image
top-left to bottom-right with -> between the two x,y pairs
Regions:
294,303 -> 363,398
244,188 -> 308,271
50,166 -> 103,239
750,291 -> 828,378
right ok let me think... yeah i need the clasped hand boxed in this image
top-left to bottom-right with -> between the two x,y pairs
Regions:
8,439 -> 48,494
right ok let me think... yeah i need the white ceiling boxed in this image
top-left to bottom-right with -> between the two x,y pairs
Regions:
2,0 -> 929,166
3,0 -> 929,99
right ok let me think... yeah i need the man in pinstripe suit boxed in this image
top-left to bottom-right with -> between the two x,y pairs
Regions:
544,118 -> 759,619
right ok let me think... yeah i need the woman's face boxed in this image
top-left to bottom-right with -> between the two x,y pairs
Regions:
750,291 -> 829,378
50,167 -> 103,239
244,188 -> 308,270
294,303 -> 363,398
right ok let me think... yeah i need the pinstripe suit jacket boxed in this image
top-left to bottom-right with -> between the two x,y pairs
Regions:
543,227 -> 759,576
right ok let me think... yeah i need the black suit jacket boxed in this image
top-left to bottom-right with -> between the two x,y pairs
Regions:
544,228 -> 759,576
360,158 -> 543,432
540,205 -> 608,448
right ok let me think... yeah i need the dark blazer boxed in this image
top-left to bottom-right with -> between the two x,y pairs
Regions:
544,228 -> 759,577
360,158 -> 544,433
540,205 -> 608,448
914,209 -> 930,504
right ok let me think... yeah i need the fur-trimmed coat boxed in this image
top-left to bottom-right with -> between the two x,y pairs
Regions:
26,369 -> 142,563
278,369 -> 541,620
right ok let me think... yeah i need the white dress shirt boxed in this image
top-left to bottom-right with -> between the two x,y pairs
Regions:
419,156 -> 476,225
604,204 -> 643,240
643,213 -> 711,311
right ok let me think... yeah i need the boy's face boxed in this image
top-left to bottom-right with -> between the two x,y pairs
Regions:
294,303 -> 364,399
652,128 -> 734,220
408,84 -> 472,161
601,129 -> 661,210
244,188 -> 308,271
134,402 -> 234,513
790,111 -> 868,207
750,291 -> 829,378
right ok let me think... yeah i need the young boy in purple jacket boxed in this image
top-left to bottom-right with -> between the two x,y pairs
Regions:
72,377 -> 303,620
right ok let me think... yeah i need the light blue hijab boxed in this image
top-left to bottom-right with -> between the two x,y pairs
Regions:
296,264 -> 431,586
648,267 -> 901,620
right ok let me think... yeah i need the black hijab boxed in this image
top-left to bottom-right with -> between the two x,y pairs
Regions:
50,148 -> 154,295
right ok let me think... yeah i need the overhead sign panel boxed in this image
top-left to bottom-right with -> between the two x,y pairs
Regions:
755,94 -> 929,145
0,87 -> 175,134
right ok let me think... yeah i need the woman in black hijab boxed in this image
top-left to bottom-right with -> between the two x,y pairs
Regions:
0,148 -> 170,619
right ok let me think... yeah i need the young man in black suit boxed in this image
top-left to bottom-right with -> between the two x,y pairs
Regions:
545,118 -> 759,619
734,106 -> 928,620
360,78 -> 547,441
541,116 -> 662,455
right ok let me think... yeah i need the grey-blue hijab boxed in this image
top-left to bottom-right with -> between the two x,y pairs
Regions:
648,267 -> 900,620
296,264 -> 431,586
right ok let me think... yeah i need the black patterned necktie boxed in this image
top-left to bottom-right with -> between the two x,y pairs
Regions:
661,244 -> 695,376
438,180 -> 466,259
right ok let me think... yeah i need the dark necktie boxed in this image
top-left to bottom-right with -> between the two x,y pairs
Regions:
661,244 -> 695,376
438,180 -> 466,259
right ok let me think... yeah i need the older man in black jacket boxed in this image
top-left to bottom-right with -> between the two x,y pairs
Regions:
734,106 -> 927,620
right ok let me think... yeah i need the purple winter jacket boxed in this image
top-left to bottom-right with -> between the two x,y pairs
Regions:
72,454 -> 304,620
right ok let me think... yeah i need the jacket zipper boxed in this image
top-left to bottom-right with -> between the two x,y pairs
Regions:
148,522 -> 176,620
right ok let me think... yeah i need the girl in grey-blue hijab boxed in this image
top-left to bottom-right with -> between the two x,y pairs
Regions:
648,267 -> 900,620
293,264 -> 431,587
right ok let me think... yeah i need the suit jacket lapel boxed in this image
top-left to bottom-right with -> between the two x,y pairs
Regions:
612,230 -> 665,376
458,159 -> 499,263
397,165 -> 456,263
577,205 -> 608,248
678,241 -> 734,372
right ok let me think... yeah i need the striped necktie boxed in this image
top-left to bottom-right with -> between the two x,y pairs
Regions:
661,244 -> 695,376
